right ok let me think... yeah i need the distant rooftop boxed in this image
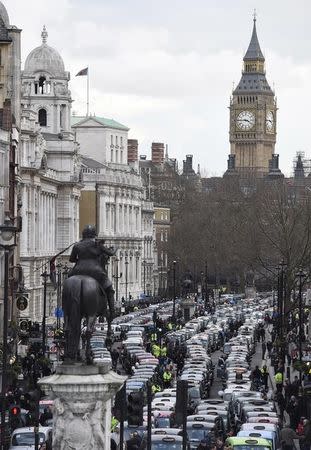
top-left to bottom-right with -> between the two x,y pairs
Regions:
71,115 -> 129,131
81,155 -> 106,169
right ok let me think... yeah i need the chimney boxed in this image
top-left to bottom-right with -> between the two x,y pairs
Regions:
151,142 -> 164,164
127,139 -> 138,163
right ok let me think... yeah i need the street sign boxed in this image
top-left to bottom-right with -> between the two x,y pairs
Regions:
54,307 -> 64,318
16,295 -> 28,311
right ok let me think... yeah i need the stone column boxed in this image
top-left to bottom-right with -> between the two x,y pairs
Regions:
39,364 -> 126,450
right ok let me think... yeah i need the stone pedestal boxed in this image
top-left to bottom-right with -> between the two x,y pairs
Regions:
38,363 -> 126,450
180,297 -> 196,321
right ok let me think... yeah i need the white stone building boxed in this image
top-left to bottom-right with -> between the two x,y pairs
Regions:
73,117 -> 155,305
19,28 -> 81,322
0,2 -> 21,332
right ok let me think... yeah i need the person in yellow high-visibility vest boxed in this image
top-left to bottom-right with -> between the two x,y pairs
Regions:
152,344 -> 160,358
163,370 -> 172,388
160,346 -> 167,357
274,371 -> 283,393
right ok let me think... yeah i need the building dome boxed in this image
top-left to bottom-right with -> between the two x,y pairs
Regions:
0,2 -> 9,27
24,26 -> 65,77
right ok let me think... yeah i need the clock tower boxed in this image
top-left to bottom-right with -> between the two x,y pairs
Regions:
229,17 -> 277,176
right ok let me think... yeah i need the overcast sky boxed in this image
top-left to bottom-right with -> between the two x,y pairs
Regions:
5,0 -> 311,176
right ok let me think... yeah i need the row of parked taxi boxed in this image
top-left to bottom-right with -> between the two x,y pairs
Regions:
110,296 -> 277,449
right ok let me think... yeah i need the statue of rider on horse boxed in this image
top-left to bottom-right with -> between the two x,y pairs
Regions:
62,224 -> 117,363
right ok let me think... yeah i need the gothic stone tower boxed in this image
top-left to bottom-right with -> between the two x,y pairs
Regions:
229,17 -> 277,176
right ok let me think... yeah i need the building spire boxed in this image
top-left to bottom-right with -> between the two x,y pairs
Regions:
244,13 -> 264,61
41,25 -> 48,45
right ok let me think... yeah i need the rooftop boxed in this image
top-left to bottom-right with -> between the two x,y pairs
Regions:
71,115 -> 129,131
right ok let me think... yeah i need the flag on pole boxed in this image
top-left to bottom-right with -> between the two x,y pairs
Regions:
49,242 -> 75,288
76,67 -> 88,77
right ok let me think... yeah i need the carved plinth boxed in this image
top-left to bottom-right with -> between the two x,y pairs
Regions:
38,364 -> 126,450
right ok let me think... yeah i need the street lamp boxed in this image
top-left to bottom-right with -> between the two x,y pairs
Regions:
41,267 -> 49,357
143,260 -> 146,295
296,268 -> 307,385
173,261 -> 176,320
113,258 -> 122,313
125,256 -> 129,305
205,260 -> 208,310
0,213 -> 18,450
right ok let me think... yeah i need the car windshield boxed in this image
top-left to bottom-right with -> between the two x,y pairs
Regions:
12,432 -> 45,445
187,428 -> 210,441
152,442 -> 182,450
234,446 -> 270,450
156,418 -> 171,428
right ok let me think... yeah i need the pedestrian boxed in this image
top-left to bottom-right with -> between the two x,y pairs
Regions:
111,348 -> 119,371
287,395 -> 300,429
297,417 -> 305,436
197,438 -> 210,450
126,432 -> 142,450
266,341 -> 273,358
301,418 -> 311,450
162,369 -> 172,388
274,371 -> 283,393
262,342 -> 266,360
291,375 -> 300,397
275,391 -> 286,423
261,365 -> 269,389
280,426 -> 300,450
284,379 -> 293,407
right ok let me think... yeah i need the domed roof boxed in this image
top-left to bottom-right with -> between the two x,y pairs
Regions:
24,26 -> 66,77
0,2 -> 9,27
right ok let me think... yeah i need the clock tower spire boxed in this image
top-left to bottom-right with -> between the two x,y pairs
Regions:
229,16 -> 277,177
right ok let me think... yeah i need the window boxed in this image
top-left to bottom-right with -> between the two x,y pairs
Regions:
116,136 -> 118,147
111,135 -> 113,146
38,109 -> 47,126
120,136 -> 123,146
39,76 -> 46,94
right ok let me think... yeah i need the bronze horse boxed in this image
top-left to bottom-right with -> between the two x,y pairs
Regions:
62,275 -> 114,363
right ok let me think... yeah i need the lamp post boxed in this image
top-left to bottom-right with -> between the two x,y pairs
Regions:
125,256 -> 129,305
296,268 -> 307,385
113,258 -> 122,313
0,213 -> 18,450
143,260 -> 146,295
277,261 -> 286,362
173,261 -> 176,320
205,260 -> 208,310
41,268 -> 49,357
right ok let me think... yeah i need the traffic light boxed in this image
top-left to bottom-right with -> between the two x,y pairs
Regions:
9,405 -> 21,430
127,391 -> 144,426
114,385 -> 127,422
24,389 -> 41,425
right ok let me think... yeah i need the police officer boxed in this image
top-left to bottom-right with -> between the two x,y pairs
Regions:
274,370 -> 283,393
163,369 -> 172,388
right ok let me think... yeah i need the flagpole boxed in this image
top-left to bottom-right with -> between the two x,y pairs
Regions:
87,66 -> 90,117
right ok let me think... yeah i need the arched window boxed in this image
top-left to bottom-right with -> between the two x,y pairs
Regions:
38,109 -> 47,126
39,76 -> 46,94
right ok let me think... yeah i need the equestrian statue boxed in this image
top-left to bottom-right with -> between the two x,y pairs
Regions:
62,224 -> 117,363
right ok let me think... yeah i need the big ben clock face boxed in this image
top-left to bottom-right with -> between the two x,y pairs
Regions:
236,110 -> 255,131
266,111 -> 274,132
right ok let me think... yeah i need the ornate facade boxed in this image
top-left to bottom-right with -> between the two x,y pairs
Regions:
75,117 -> 155,306
0,2 -> 21,333
19,28 -> 81,322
